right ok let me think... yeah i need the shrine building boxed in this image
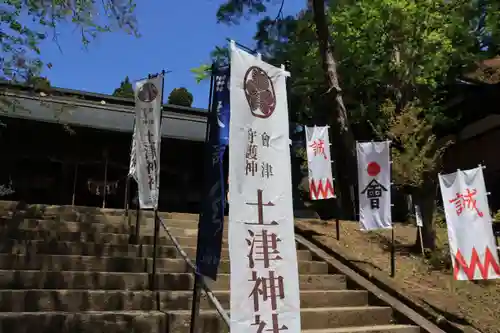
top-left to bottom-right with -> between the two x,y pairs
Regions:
0,81 -> 215,213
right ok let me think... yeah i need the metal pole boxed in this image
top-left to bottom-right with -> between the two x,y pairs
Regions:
391,225 -> 396,277
328,126 -> 342,241
190,63 -> 215,333
150,69 -> 166,297
150,209 -> 160,292
71,163 -> 78,206
124,176 -> 130,216
389,141 -> 395,278
134,193 -> 140,244
102,151 -> 108,209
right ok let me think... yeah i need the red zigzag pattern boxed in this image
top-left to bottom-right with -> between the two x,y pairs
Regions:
309,178 -> 335,200
454,247 -> 500,280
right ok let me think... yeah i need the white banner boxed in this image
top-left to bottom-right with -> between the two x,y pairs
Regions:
128,125 -> 138,182
132,75 -> 163,209
229,42 -> 301,333
305,126 -> 335,200
356,141 -> 392,230
439,167 -> 500,280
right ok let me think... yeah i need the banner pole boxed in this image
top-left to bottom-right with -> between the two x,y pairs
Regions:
151,70 -> 166,296
329,129 -> 342,241
102,150 -> 108,209
71,163 -> 78,206
190,63 -> 215,333
124,176 -> 130,216
390,214 -> 396,278
389,141 -> 396,278
134,194 -> 140,244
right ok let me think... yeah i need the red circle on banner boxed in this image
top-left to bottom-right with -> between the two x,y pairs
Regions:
367,162 -> 381,177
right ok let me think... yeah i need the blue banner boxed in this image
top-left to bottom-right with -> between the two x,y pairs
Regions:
195,67 -> 230,280
214,67 -> 230,147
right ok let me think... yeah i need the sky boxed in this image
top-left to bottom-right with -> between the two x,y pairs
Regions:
37,0 -> 304,109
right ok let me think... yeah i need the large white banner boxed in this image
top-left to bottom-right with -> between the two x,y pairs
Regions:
439,167 -> 500,280
128,125 -> 138,182
356,141 -> 392,230
229,42 -> 301,333
305,126 -> 335,200
132,75 -> 163,209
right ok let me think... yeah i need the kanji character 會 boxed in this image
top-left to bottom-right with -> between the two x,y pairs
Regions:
262,132 -> 271,147
360,179 -> 387,209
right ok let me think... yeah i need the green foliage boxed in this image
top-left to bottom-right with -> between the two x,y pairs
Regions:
328,0 -> 500,127
427,244 -> 452,271
373,99 -> 453,189
216,0 -> 270,24
190,64 -> 212,83
112,76 -> 134,99
190,46 -> 230,83
167,87 -> 194,107
26,76 -> 51,91
1,0 -> 138,82
433,207 -> 447,229
324,0 -> 500,190
493,209 -> 500,223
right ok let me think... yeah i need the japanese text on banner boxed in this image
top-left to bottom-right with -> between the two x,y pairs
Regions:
305,126 -> 335,200
132,75 -> 163,209
229,43 -> 301,333
439,167 -> 500,280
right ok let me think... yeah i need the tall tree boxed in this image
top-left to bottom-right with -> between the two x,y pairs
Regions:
168,87 -> 194,107
112,76 -> 134,99
1,0 -> 138,82
216,0 -> 357,216
327,0 -> 500,249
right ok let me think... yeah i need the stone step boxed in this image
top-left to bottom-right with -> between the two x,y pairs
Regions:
302,326 -> 420,333
166,307 -> 394,332
0,271 -> 345,291
0,217 -> 128,234
0,217 -> 209,237
0,240 -> 312,261
0,201 -> 197,221
0,254 -> 328,274
0,289 -> 368,312
0,311 -> 167,333
0,230 -> 210,247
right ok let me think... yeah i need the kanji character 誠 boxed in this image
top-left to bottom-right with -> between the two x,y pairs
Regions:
449,188 -> 484,217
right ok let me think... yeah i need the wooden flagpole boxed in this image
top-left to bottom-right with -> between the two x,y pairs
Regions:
418,225 -> 425,255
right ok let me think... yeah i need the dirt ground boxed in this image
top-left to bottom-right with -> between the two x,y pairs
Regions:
295,219 -> 500,333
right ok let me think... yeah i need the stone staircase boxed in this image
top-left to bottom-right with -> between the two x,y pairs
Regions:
0,202 -> 421,332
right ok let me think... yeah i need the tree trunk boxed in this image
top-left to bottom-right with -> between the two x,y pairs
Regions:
310,0 -> 357,219
414,174 -> 438,251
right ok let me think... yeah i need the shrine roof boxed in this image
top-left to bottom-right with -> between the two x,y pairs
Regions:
0,81 -> 208,142
0,80 -> 208,116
